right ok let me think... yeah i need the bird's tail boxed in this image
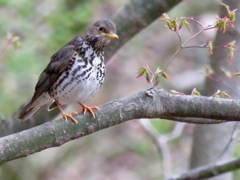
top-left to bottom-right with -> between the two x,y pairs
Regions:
17,95 -> 51,121
17,101 -> 40,121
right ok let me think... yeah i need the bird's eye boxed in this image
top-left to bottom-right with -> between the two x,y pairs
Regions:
99,27 -> 104,32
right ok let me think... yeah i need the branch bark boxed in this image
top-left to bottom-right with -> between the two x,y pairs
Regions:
1,0 -> 183,137
1,87 -> 240,164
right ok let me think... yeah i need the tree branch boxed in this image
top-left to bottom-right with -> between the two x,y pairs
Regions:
1,87 -> 240,164
105,0 -> 183,60
163,157 -> 240,180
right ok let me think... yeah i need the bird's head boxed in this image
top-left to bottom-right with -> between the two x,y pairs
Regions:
86,19 -> 118,50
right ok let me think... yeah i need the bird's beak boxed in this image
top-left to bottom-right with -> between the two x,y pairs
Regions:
102,32 -> 119,39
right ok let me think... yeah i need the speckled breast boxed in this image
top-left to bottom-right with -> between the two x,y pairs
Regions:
50,46 -> 105,105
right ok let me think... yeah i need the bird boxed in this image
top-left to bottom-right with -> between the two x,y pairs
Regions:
17,19 -> 118,123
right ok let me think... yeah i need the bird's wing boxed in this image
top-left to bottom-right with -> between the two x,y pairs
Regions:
30,44 -> 78,103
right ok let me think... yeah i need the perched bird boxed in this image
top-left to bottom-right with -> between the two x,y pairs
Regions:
17,19 -> 118,123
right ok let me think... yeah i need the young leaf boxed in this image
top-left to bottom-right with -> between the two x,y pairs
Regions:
207,41 -> 213,55
146,71 -> 151,84
191,88 -> 201,96
180,17 -> 191,32
220,67 -> 232,79
137,66 -> 147,78
224,41 -> 237,64
170,90 -> 184,95
212,90 -> 231,98
234,72 -> 240,76
161,71 -> 170,79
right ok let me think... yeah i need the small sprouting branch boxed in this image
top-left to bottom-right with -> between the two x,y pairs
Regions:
140,119 -> 186,177
159,2 -> 237,72
137,65 -> 169,87
0,33 -> 21,61
171,88 -> 231,99
137,3 -> 237,88
215,2 -> 237,33
212,90 -> 231,98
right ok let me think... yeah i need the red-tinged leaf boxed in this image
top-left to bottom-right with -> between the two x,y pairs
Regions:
225,41 -> 237,64
185,20 -> 191,32
215,3 -> 236,33
223,92 -> 231,98
229,11 -> 236,21
146,65 -> 153,75
233,72 -> 240,76
225,41 -> 237,50
208,41 -> 213,55
166,20 -> 173,30
215,18 -> 227,33
153,76 -> 160,87
213,90 -> 231,98
212,90 -> 221,97
228,50 -> 234,64
170,90 -> 184,95
10,36 -> 20,43
152,68 -> 162,86
14,40 -> 22,49
137,66 -> 147,78
227,9 -> 237,22
146,71 -> 151,83
206,66 -> 214,75
160,13 -> 175,31
172,18 -> 178,31
159,13 -> 170,21
161,71 -> 170,79
191,88 -> 196,95
221,2 -> 237,22
160,13 -> 180,31
180,18 -> 191,32
200,66 -> 214,78
6,32 -> 13,40
220,68 -> 232,79
221,2 -> 230,13
179,19 -> 184,30
5,33 -> 21,49
154,67 -> 161,74
191,88 -> 201,96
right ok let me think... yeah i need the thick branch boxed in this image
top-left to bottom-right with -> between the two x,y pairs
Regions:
105,0 -> 183,60
1,88 -> 240,164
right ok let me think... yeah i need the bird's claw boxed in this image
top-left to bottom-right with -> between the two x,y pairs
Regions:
79,103 -> 99,118
62,112 -> 78,124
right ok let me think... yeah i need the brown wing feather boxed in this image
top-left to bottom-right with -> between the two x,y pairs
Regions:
30,44 -> 78,103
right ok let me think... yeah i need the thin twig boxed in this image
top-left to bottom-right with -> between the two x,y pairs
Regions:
139,119 -> 186,176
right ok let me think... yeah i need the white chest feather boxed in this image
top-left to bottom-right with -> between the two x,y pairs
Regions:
52,45 -> 105,104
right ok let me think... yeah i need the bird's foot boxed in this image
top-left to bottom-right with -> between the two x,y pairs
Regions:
61,112 -> 78,124
55,100 -> 78,123
79,103 -> 99,118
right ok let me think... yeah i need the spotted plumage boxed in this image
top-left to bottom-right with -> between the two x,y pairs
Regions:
17,19 -> 118,123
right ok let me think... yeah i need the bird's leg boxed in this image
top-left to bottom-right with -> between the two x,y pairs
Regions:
55,100 -> 78,124
78,103 -> 99,118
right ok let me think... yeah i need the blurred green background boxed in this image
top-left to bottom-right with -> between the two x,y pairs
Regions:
2,0 -> 238,180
